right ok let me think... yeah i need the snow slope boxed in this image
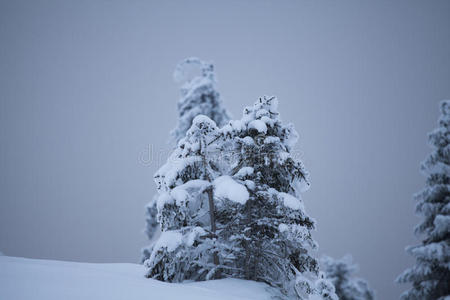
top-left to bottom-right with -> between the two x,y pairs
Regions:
0,256 -> 275,300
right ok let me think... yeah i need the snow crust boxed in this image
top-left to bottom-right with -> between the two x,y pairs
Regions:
0,256 -> 274,300
214,176 -> 249,204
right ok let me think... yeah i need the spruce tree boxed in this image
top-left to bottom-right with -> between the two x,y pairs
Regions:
144,115 -> 236,281
142,58 -> 231,261
144,96 -> 336,299
218,96 -> 332,299
171,57 -> 231,144
322,255 -> 374,300
397,100 -> 450,300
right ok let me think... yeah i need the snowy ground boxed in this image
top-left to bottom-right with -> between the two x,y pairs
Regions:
0,256 -> 276,300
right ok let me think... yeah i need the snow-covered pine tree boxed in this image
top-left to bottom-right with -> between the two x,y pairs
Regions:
217,96 -> 334,299
396,100 -> 450,300
171,57 -> 231,144
142,58 -> 231,260
144,115 -> 239,281
322,255 -> 374,300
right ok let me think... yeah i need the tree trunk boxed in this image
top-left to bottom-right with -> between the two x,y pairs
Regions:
200,137 -> 220,272
206,186 -> 220,267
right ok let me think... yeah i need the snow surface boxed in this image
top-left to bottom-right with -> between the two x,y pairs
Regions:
214,175 -> 249,204
0,256 -> 276,300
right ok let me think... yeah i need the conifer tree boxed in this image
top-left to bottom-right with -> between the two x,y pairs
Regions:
142,58 -> 231,260
144,115 -> 236,281
397,100 -> 450,300
322,255 -> 374,300
218,96 -> 330,299
171,57 -> 231,144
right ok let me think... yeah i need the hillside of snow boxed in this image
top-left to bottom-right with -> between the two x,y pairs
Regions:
0,256 -> 280,300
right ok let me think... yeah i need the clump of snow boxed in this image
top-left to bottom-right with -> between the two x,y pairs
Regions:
171,180 -> 210,206
260,116 -> 275,127
248,120 -> 267,133
264,136 -> 280,144
156,193 -> 174,210
156,180 -> 210,210
278,223 -> 310,240
156,155 -> 203,190
278,223 -> 289,232
186,227 -> 207,247
244,180 -> 255,191
153,230 -> 183,253
280,192 -> 304,210
241,136 -> 254,145
223,120 -> 244,133
278,151 -> 290,163
190,115 -> 219,131
235,167 -> 254,178
171,187 -> 189,206
255,108 -> 269,118
289,224 -> 310,239
214,176 -> 249,204
180,179 -> 211,190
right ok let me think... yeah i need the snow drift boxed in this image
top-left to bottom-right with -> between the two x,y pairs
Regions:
0,256 -> 277,300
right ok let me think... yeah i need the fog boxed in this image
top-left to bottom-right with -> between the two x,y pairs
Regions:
1,1 -> 449,298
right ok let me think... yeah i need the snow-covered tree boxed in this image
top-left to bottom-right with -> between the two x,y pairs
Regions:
171,57 -> 231,144
322,255 -> 374,300
144,96 -> 336,299
397,100 -> 450,300
142,58 -> 231,260
144,115 -> 234,281
217,96 -> 324,299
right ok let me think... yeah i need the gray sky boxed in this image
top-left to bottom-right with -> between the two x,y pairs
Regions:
1,1 -> 449,299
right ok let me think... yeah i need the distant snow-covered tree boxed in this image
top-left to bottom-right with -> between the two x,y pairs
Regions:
322,255 -> 374,300
144,95 -> 336,299
142,58 -> 231,261
171,57 -> 231,144
396,100 -> 450,300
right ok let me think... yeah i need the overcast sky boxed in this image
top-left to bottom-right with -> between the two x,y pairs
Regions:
1,1 -> 449,299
